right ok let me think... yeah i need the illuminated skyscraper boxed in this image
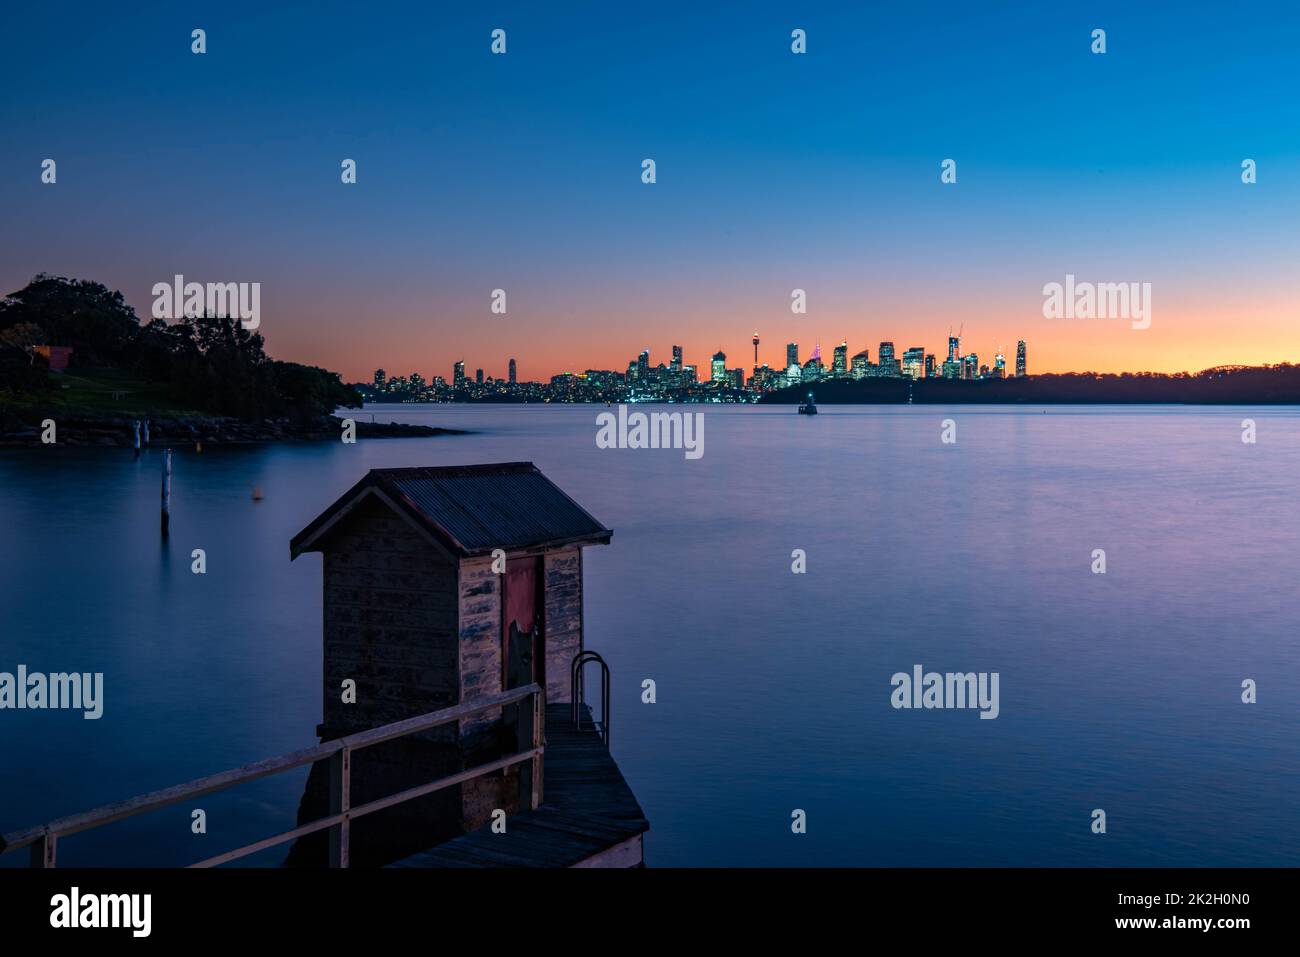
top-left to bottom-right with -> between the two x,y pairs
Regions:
475,368 -> 484,385
924,354 -> 936,379
832,341 -> 848,377
508,358 -> 517,384
786,342 -> 799,368
878,341 -> 897,376
902,347 -> 925,379
670,344 -> 683,373
453,360 -> 466,388
1016,340 -> 1027,377
637,349 -> 650,379
711,349 -> 727,383
851,349 -> 869,379
948,335 -> 960,363
753,332 -> 760,368
373,369 -> 386,390
994,350 -> 1005,378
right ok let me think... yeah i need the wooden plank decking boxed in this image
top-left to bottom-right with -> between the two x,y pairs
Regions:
390,704 -> 648,868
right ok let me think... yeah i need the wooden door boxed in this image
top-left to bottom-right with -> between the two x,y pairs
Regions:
503,555 -> 542,692
503,555 -> 544,803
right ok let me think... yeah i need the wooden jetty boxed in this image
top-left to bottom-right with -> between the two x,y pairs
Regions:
392,703 -> 646,868
0,461 -> 648,868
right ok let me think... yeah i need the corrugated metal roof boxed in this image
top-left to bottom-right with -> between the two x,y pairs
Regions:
291,462 -> 612,559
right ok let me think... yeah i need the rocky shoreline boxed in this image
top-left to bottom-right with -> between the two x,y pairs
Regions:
0,412 -> 466,448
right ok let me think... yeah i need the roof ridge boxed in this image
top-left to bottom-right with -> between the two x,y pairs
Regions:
290,462 -> 611,559
368,461 -> 536,479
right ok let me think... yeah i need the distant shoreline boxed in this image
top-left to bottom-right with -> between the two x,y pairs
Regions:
757,372 -> 1300,406
351,366 -> 1300,407
0,412 -> 466,448
355,396 -> 1300,408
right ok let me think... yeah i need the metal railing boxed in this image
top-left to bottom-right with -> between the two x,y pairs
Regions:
0,683 -> 543,868
571,651 -> 610,746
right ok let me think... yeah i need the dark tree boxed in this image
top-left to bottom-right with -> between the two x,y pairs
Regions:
0,275 -> 362,421
0,274 -> 140,365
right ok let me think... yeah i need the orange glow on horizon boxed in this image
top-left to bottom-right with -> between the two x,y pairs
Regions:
265,302 -> 1300,385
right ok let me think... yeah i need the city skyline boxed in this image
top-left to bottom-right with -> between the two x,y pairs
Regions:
370,329 -> 1300,388
368,330 -> 1030,390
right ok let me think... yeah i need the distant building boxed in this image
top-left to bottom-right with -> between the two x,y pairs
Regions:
476,368 -> 484,386
947,335 -> 960,363
508,358 -> 517,384
637,350 -> 650,379
1016,340 -> 1027,377
711,349 -> 727,384
453,361 -> 466,388
832,341 -> 848,377
32,345 -> 73,372
901,347 -> 925,380
752,332 -> 760,368
730,368 -> 744,389
374,369 -> 387,390
851,350 -> 869,379
878,342 -> 897,376
924,354 -> 936,379
961,354 -> 978,380
994,351 -> 1005,378
670,345 -> 683,373
786,342 -> 799,369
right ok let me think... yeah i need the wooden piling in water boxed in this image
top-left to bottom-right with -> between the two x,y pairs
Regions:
161,448 -> 172,537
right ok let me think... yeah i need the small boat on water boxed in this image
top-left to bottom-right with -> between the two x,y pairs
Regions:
797,391 -> 818,415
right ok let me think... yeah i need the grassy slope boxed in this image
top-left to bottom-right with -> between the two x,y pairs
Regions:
6,368 -> 207,418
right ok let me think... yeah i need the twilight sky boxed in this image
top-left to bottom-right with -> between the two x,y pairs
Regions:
3,1 -> 1299,382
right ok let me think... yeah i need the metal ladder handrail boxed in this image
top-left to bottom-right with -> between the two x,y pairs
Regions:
571,650 -> 610,746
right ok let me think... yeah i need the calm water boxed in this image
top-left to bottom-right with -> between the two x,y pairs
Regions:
2,404 -> 1298,867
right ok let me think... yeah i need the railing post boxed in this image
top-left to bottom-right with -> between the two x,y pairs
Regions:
572,654 -> 586,730
531,689 -> 544,810
598,662 -> 610,746
30,832 -> 56,868
328,746 -> 351,868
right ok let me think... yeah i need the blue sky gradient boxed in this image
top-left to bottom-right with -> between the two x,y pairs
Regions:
3,1 -> 1298,378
